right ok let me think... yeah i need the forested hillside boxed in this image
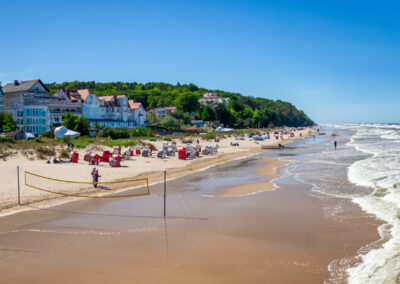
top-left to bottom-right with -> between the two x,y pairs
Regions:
46,81 -> 315,128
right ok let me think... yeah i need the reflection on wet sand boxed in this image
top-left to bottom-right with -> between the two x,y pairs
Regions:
217,158 -> 290,197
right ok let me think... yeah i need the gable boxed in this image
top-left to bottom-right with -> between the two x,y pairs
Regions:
2,79 -> 50,94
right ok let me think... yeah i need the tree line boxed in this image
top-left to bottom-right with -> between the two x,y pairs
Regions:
46,81 -> 315,128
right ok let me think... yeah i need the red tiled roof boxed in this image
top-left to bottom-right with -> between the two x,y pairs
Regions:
163,106 -> 177,112
128,100 -> 143,110
98,95 -> 115,102
75,89 -> 94,102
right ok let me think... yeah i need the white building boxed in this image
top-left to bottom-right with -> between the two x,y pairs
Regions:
199,92 -> 230,108
2,79 -> 52,135
1,80 -> 148,135
63,89 -> 147,128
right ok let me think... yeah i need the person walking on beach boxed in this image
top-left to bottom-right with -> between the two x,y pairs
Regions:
91,168 -> 100,188
334,140 -> 337,151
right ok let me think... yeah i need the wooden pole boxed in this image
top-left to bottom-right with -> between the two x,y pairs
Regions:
17,166 -> 20,205
164,170 -> 166,217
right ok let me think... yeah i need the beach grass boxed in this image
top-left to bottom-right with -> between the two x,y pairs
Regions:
103,140 -> 137,147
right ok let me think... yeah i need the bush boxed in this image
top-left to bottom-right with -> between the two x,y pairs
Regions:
59,149 -> 70,159
62,136 -> 71,144
149,137 -> 157,142
33,138 -> 43,143
130,127 -> 153,137
203,133 -> 216,140
41,131 -> 54,138
103,140 -> 137,147
0,137 -> 16,143
100,128 -> 130,139
75,142 -> 88,148
36,146 -> 55,159
160,115 -> 183,129
75,136 -> 94,144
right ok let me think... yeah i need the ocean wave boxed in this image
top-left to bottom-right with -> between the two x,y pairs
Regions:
342,124 -> 400,283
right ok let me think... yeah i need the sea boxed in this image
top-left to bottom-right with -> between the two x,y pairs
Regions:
276,123 -> 400,283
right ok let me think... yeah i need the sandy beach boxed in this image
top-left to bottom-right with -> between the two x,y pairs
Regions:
0,129 -> 313,214
217,157 -> 290,197
0,129 -> 384,283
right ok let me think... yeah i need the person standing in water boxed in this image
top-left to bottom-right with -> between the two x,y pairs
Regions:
334,140 -> 337,151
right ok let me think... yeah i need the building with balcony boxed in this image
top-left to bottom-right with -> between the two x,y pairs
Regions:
2,79 -> 51,135
15,106 -> 51,134
198,92 -> 230,108
59,89 -> 147,128
1,80 -> 148,135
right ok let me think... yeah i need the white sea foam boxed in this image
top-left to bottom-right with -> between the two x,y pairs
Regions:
343,124 -> 400,283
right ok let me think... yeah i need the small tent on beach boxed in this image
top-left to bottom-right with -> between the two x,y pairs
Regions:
54,126 -> 80,139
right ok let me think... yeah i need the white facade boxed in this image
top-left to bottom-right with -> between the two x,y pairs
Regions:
2,80 -> 51,135
53,89 -> 147,128
199,92 -> 230,108
75,91 -> 147,128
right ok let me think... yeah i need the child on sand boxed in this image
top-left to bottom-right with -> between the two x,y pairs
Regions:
91,168 -> 100,188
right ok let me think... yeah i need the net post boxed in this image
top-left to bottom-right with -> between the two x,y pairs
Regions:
164,170 -> 166,217
17,166 -> 20,205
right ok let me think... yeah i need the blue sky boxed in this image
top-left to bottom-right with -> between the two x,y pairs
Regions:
1,0 -> 400,123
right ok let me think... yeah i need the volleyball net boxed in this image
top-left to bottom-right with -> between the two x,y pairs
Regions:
24,171 -> 150,198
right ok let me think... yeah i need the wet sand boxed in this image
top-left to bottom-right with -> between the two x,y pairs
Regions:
0,142 -> 382,283
218,158 -> 290,197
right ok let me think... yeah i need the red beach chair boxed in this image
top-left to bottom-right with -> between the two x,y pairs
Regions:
71,152 -> 79,163
178,149 -> 187,160
109,157 -> 121,167
101,151 -> 112,162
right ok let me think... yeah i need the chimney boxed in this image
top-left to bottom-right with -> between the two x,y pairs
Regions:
14,80 -> 19,86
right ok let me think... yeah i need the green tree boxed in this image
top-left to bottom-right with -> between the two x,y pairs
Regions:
46,81 -> 315,128
175,92 -> 199,113
215,104 -> 235,127
160,115 -> 184,129
201,106 -> 216,121
93,122 -> 105,130
252,108 -> 279,128
62,112 -> 90,135
252,109 -> 265,128
0,111 -> 17,133
147,113 -> 159,125
228,100 -> 245,112
171,111 -> 192,124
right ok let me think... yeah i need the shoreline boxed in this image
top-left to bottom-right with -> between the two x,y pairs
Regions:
0,131 -> 383,284
0,128 -> 385,283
